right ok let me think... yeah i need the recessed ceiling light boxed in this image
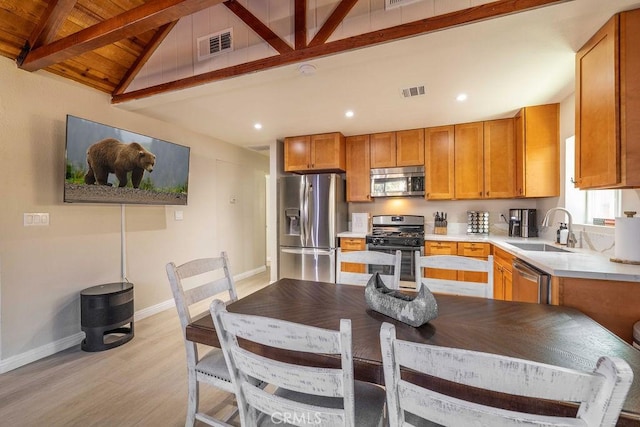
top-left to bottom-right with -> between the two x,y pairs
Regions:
456,93 -> 468,102
345,110 -> 354,118
254,123 -> 262,130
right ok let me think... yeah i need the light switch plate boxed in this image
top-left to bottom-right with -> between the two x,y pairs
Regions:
24,213 -> 49,226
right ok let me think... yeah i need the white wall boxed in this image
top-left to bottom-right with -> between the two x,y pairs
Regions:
0,57 -> 269,370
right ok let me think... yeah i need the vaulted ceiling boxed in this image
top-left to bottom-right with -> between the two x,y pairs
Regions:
1,0 -> 638,149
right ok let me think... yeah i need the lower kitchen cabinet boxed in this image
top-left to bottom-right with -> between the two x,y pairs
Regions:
457,242 -> 490,283
424,241 -> 458,280
424,241 -> 490,284
339,238 -> 366,273
493,247 -> 514,300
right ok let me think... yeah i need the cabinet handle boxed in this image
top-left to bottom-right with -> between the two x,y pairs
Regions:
479,192 -> 482,196
486,191 -> 489,196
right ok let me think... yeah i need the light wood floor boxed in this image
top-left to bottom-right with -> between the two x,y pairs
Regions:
0,269 -> 271,427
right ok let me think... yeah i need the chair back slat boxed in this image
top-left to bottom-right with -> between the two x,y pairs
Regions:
232,347 -> 344,397
336,249 -> 402,289
183,276 -> 237,306
415,252 -> 494,298
242,383 -> 346,426
381,322 -> 634,427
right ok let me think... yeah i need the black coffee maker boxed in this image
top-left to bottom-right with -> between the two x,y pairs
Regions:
509,209 -> 537,237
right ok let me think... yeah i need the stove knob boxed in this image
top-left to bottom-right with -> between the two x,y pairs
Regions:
413,238 -> 421,247
375,238 -> 384,245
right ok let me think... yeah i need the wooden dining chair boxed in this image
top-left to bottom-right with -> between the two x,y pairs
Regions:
415,252 -> 494,298
166,252 -> 239,427
336,248 -> 402,289
210,299 -> 387,427
380,322 -> 633,427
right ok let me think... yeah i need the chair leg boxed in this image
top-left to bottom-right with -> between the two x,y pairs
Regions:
186,370 -> 198,427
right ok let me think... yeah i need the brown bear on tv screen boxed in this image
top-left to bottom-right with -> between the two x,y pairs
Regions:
84,138 -> 156,189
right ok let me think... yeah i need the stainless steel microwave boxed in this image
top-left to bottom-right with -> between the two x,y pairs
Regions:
370,166 -> 425,197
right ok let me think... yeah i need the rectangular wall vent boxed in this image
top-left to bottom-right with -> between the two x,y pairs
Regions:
385,0 -> 423,10
197,28 -> 233,61
401,85 -> 426,98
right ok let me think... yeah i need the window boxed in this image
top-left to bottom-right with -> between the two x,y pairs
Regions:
565,136 -> 621,224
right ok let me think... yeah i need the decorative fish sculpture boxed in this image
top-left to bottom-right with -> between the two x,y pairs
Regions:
364,273 -> 438,327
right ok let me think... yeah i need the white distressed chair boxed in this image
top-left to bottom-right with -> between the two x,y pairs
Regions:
380,322 -> 633,427
415,252 -> 494,298
210,299 -> 387,427
336,248 -> 402,289
166,252 -> 239,427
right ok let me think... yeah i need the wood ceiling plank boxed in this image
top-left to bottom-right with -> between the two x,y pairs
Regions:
114,21 -> 178,95
224,0 -> 292,55
112,0 -> 570,103
295,0 -> 306,50
19,0 -> 226,71
308,0 -> 358,48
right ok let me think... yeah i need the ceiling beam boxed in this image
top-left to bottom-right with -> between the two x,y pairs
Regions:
18,0 -> 226,71
224,0 -> 293,54
112,0 -> 570,104
29,0 -> 78,48
295,0 -> 307,50
308,0 -> 359,48
113,21 -> 179,96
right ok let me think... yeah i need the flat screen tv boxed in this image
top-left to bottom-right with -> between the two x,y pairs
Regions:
64,115 -> 190,205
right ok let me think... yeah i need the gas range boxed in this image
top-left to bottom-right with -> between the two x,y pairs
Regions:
366,215 -> 425,248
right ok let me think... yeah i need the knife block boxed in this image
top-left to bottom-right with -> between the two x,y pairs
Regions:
434,226 -> 448,235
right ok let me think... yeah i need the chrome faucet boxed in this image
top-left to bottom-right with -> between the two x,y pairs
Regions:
541,207 -> 577,248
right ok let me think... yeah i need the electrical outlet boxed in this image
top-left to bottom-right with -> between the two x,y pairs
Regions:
24,213 -> 49,226
174,210 -> 183,221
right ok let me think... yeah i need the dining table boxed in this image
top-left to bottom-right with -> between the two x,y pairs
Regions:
186,277 -> 640,426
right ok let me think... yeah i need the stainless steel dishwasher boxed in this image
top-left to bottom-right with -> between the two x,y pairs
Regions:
512,259 -> 551,304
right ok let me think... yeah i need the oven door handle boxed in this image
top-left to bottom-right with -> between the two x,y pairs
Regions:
367,245 -> 422,251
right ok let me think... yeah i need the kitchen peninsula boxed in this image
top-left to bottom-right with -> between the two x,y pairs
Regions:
338,230 -> 640,344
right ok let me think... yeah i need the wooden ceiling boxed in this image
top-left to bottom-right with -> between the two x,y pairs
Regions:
0,0 -> 568,103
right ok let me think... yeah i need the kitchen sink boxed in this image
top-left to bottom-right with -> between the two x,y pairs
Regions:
506,242 -> 571,253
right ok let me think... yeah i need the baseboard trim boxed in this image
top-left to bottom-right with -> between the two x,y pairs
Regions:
0,266 -> 268,373
0,332 -> 85,374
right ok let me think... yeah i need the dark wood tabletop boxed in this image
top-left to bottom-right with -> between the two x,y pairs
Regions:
186,277 -> 640,426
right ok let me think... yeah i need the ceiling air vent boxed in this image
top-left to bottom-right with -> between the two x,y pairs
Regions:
197,28 -> 233,61
401,85 -> 426,98
385,0 -> 423,10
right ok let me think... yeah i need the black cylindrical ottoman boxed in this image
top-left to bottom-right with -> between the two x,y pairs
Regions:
81,282 -> 134,352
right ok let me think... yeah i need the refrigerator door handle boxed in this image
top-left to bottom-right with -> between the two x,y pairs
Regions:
281,248 -> 333,255
299,178 -> 306,245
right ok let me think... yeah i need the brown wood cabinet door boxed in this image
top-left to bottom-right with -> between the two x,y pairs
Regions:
370,132 -> 396,168
457,242 -> 490,257
521,104 -> 560,197
514,109 -> 525,197
493,263 -> 505,300
345,135 -> 371,202
340,238 -> 366,273
454,122 -> 484,199
484,118 -> 515,199
575,15 -> 619,188
423,241 -> 458,281
311,132 -> 345,171
503,267 -> 513,301
396,129 -> 424,166
284,135 -> 311,171
425,126 -> 455,200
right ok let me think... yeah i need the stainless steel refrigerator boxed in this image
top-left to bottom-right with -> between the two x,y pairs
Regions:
278,174 -> 347,283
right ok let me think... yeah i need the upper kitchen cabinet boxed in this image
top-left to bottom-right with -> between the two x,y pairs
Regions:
514,104 -> 559,197
284,132 -> 346,173
370,130 -> 424,168
575,9 -> 640,189
370,132 -> 396,168
396,129 -> 425,166
345,135 -> 372,202
484,118 -> 516,199
425,126 -> 455,200
454,122 -> 485,199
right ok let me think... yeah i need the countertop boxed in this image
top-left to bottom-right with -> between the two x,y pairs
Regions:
337,231 -> 640,282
